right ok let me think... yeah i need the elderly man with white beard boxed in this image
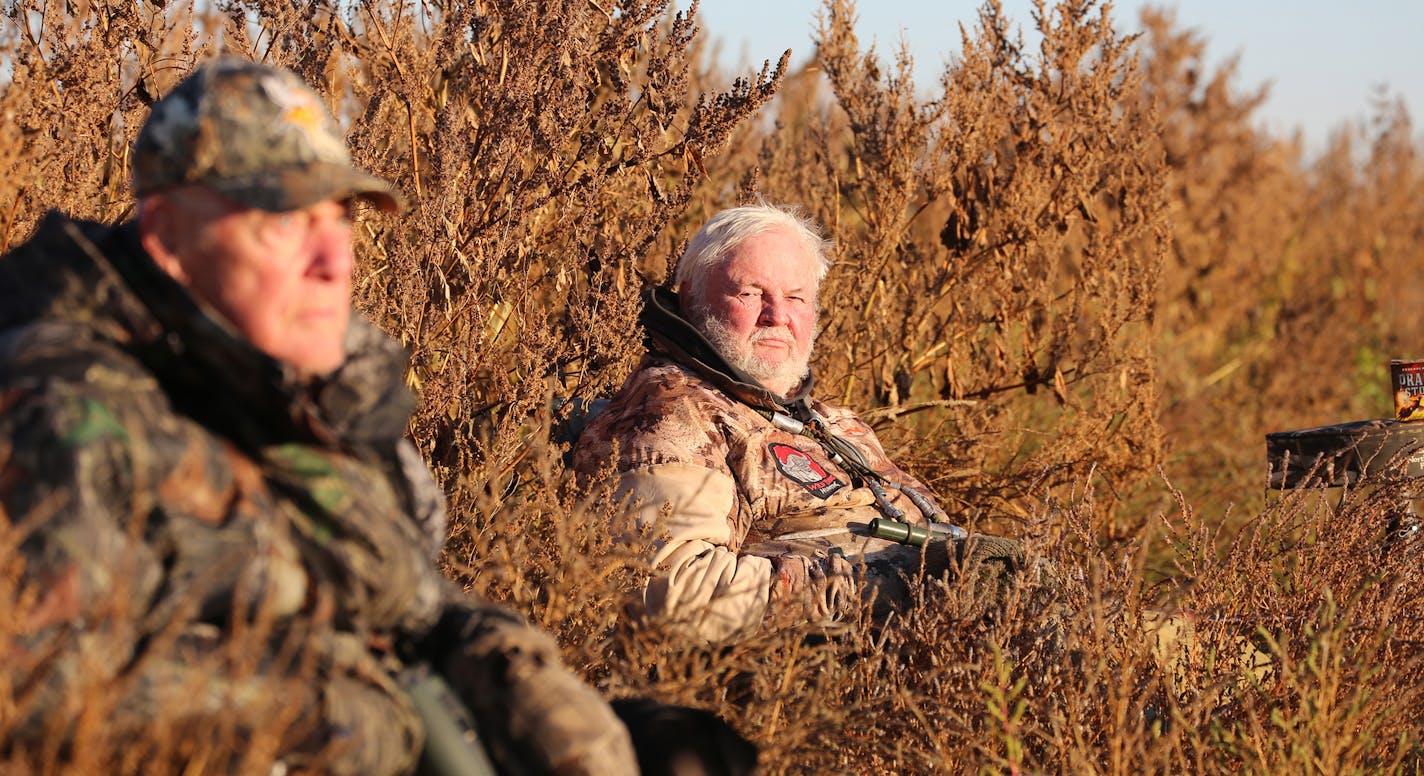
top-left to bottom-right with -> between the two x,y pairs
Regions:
572,203 -> 1022,642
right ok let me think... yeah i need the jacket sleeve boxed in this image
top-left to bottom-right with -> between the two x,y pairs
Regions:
2,377 -> 161,646
613,462 -> 772,642
0,378 -> 340,761
571,367 -> 781,642
412,597 -> 638,775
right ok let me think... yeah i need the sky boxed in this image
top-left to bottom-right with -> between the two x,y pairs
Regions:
697,0 -> 1424,154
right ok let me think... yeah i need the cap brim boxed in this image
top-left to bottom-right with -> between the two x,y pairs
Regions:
210,162 -> 407,214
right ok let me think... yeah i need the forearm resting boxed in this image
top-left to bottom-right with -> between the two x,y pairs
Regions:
644,539 -> 772,642
421,603 -> 637,776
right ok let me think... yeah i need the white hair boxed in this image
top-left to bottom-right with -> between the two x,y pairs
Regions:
673,203 -> 832,306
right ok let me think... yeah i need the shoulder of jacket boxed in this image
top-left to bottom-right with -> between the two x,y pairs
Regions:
811,397 -> 869,424
1,320 -> 168,434
591,362 -> 761,438
1,211 -> 89,256
4,319 -> 153,383
571,360 -> 755,475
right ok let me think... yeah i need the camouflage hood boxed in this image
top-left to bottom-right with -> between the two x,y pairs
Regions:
640,286 -> 815,417
0,211 -> 413,450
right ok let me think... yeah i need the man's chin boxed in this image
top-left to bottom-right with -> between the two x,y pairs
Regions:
743,362 -> 809,396
759,376 -> 805,397
264,340 -> 348,375
749,354 -> 787,372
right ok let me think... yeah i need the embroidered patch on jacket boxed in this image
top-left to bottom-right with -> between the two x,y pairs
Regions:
769,443 -> 845,499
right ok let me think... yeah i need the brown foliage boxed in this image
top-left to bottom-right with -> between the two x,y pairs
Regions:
3,0 -> 1424,772
794,0 -> 1167,540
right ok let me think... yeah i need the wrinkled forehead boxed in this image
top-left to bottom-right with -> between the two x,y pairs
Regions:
714,228 -> 821,285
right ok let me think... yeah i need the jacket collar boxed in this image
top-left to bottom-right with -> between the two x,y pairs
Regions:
640,286 -> 815,418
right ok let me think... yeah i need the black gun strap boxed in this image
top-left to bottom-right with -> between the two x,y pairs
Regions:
762,403 -> 946,524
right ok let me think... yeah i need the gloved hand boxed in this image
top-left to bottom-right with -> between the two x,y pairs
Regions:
926,534 -> 1025,621
768,551 -> 857,621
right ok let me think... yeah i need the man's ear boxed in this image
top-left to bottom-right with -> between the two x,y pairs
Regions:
137,196 -> 190,285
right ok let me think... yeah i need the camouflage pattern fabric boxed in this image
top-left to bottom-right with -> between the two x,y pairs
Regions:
131,57 -> 403,213
0,212 -> 634,774
573,340 -> 951,641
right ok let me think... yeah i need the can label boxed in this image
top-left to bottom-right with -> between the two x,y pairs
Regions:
1393,359 -> 1424,421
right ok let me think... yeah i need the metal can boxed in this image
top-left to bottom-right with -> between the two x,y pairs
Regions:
1392,359 -> 1424,421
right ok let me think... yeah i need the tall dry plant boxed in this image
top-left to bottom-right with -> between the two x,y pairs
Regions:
731,0 -> 1170,541
1137,5 -> 1424,525
1130,7 -> 1307,523
0,1 -> 203,230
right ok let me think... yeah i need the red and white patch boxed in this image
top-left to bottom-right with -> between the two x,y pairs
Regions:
768,443 -> 844,499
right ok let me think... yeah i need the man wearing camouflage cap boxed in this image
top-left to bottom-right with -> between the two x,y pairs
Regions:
0,58 -> 638,774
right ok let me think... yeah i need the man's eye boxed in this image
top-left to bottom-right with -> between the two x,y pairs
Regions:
259,212 -> 305,242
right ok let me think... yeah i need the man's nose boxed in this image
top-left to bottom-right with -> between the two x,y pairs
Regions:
309,216 -> 355,280
758,296 -> 790,327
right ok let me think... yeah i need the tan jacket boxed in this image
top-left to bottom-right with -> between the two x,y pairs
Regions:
573,357 -> 946,642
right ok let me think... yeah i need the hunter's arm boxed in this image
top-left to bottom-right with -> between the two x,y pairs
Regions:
612,462 -> 773,642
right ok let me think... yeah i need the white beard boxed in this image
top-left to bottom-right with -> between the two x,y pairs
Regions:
694,309 -> 813,397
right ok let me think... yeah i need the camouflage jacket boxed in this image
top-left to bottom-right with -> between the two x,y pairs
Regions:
572,288 -> 947,642
0,213 -> 634,774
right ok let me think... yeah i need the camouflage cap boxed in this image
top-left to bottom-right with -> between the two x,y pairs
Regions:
132,58 -> 404,213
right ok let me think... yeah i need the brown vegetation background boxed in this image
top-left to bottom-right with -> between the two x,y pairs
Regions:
3,0 -> 1423,772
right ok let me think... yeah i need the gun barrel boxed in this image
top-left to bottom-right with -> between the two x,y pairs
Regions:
868,518 -> 967,547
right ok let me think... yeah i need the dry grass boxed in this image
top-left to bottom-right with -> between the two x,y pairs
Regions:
3,0 -> 1423,772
